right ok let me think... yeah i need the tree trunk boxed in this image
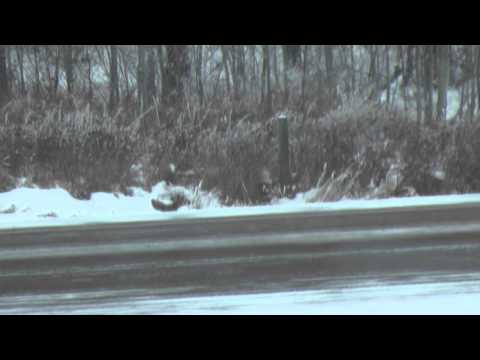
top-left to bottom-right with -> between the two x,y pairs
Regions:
468,45 -> 476,120
145,48 -> 156,110
53,46 -> 60,98
137,45 -> 146,113
282,45 -> 301,106
436,45 -> 450,122
237,46 -> 246,96
163,45 -> 189,106
415,45 -> 423,125
282,45 -> 289,106
273,45 -> 280,89
249,45 -> 258,100
476,45 -> 480,113
109,45 -> 120,113
157,46 -> 165,101
120,49 -> 131,103
86,47 -> 93,101
263,45 -> 272,116
0,45 -> 8,105
44,46 -> 53,97
385,45 -> 391,107
283,45 -> 301,68
424,45 -> 434,126
350,45 -> 356,98
368,45 -> 377,81
231,46 -> 240,102
403,45 -> 414,86
221,46 -> 231,98
458,81 -> 465,121
15,46 -> 26,96
324,45 -> 336,107
33,46 -> 41,98
301,45 -> 308,115
195,45 -> 204,106
64,45 -> 74,95
6,46 -> 11,88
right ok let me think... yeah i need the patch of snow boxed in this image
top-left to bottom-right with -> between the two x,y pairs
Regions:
2,182 -> 480,230
152,277 -> 480,315
433,169 -> 446,181
8,274 -> 480,314
446,88 -> 461,120
380,83 -> 461,122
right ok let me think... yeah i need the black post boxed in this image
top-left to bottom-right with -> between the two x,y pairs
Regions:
278,114 -> 291,189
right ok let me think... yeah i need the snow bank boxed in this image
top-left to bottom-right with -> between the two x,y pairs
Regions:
0,182 -> 219,229
1,182 -> 480,230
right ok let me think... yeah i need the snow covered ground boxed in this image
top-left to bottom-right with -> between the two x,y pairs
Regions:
101,277 -> 480,315
122,276 -> 480,315
1,182 -> 480,230
3,273 -> 480,314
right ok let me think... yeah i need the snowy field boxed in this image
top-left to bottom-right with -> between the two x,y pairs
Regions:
1,182 -> 480,230
3,273 -> 480,314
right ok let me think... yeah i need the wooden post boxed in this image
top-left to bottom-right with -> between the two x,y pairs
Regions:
278,114 -> 291,189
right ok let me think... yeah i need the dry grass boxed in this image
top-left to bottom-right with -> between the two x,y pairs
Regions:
0,93 -> 475,204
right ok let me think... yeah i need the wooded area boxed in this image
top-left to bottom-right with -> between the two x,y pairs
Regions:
0,45 -> 479,205
1,45 -> 478,122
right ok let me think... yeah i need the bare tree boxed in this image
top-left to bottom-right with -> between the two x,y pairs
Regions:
476,45 -> 480,113
33,46 -> 41,98
424,45 -> 434,126
85,46 -> 93,100
324,45 -> 336,106
262,45 -> 272,116
4,44 -> 477,129
350,45 -> 356,98
0,45 -> 9,105
145,48 -> 156,110
15,46 -> 26,96
368,45 -> 378,82
221,45 -> 232,98
163,45 -> 189,106
230,45 -> 241,102
64,45 -> 74,95
109,45 -> 119,113
403,45 -> 414,87
283,45 -> 301,68
194,45 -> 204,106
467,45 -> 477,120
385,45 -> 391,107
301,45 -> 308,115
281,45 -> 294,106
436,45 -> 450,121
53,46 -> 61,98
415,45 -> 423,125
137,45 -> 146,113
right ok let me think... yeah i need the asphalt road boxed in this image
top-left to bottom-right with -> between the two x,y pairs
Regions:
1,202 -> 480,313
